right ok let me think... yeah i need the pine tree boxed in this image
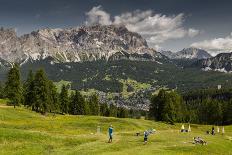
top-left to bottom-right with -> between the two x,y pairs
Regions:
5,64 -> 22,108
88,94 -> 99,115
149,89 -> 166,121
109,104 -> 117,117
100,103 -> 109,116
23,70 -> 35,107
117,107 -> 128,118
0,81 -> 3,98
69,90 -> 85,115
84,100 -> 90,115
48,80 -> 59,113
32,69 -> 50,114
59,84 -> 69,114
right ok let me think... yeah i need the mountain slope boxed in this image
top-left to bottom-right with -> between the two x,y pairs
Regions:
161,48 -> 212,60
8,57 -> 231,109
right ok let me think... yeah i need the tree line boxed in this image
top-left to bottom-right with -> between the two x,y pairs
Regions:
149,89 -> 232,125
0,64 -> 144,118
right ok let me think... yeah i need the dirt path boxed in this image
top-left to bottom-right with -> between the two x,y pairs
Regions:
0,105 -> 11,108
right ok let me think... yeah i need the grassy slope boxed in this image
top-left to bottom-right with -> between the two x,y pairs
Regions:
0,101 -> 232,155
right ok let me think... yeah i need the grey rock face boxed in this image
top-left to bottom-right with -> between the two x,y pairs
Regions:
199,52 -> 232,72
161,48 -> 212,60
0,25 -> 159,64
174,48 -> 212,59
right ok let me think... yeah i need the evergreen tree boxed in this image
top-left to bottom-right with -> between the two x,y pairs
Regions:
225,100 -> 232,124
48,80 -> 59,113
149,89 -> 166,121
211,101 -> 223,125
23,70 -> 35,107
117,107 -> 128,118
84,101 -> 90,115
69,90 -> 85,115
100,103 -> 109,116
162,91 -> 183,123
59,84 -> 69,114
149,90 -> 183,123
5,64 -> 22,108
0,81 -> 3,98
109,104 -> 117,117
88,94 -> 99,115
32,69 -> 50,114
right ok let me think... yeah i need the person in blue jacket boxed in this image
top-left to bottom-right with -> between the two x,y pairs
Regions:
108,125 -> 113,143
144,130 -> 149,144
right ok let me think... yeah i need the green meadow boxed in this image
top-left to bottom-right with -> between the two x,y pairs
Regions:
0,100 -> 232,155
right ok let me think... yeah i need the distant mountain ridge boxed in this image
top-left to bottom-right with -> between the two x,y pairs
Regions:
194,52 -> 232,72
161,47 -> 212,60
0,25 -> 161,65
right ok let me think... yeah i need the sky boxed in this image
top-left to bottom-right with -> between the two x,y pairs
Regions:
0,0 -> 232,55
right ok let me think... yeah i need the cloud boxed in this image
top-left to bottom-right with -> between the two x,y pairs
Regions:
85,6 -> 112,25
188,28 -> 200,37
191,33 -> 232,56
85,6 -> 200,49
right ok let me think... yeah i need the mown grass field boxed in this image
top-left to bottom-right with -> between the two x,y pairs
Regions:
0,100 -> 232,155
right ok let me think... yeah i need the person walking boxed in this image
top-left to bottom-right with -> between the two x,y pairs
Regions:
211,126 -> 215,135
108,125 -> 113,143
144,130 -> 149,144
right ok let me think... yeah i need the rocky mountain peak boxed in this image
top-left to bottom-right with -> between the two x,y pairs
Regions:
175,47 -> 212,59
197,52 -> 232,72
161,48 -> 212,60
0,24 -> 158,64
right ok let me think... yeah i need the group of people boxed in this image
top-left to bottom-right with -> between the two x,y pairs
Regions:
193,137 -> 207,145
108,125 -> 152,144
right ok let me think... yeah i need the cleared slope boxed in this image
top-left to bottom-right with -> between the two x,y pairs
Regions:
0,101 -> 232,155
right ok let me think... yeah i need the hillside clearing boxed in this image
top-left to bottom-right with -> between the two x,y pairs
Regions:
0,104 -> 231,155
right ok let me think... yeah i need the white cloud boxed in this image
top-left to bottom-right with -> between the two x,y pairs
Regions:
191,33 -> 232,56
85,6 -> 112,25
85,6 -> 200,48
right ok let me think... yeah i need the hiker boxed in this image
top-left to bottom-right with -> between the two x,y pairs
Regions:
108,125 -> 113,143
211,126 -> 215,135
144,130 -> 149,144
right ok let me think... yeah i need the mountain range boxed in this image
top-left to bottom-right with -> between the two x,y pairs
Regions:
1,24 -> 232,109
0,25 -> 161,65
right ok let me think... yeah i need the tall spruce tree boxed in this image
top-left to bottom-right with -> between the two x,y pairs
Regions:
32,69 -> 50,114
109,104 -> 117,117
117,107 -> 128,118
59,84 -> 69,114
23,70 -> 35,107
100,103 -> 109,116
149,89 -> 166,121
48,80 -> 59,113
69,90 -> 85,115
5,64 -> 22,108
88,94 -> 99,115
